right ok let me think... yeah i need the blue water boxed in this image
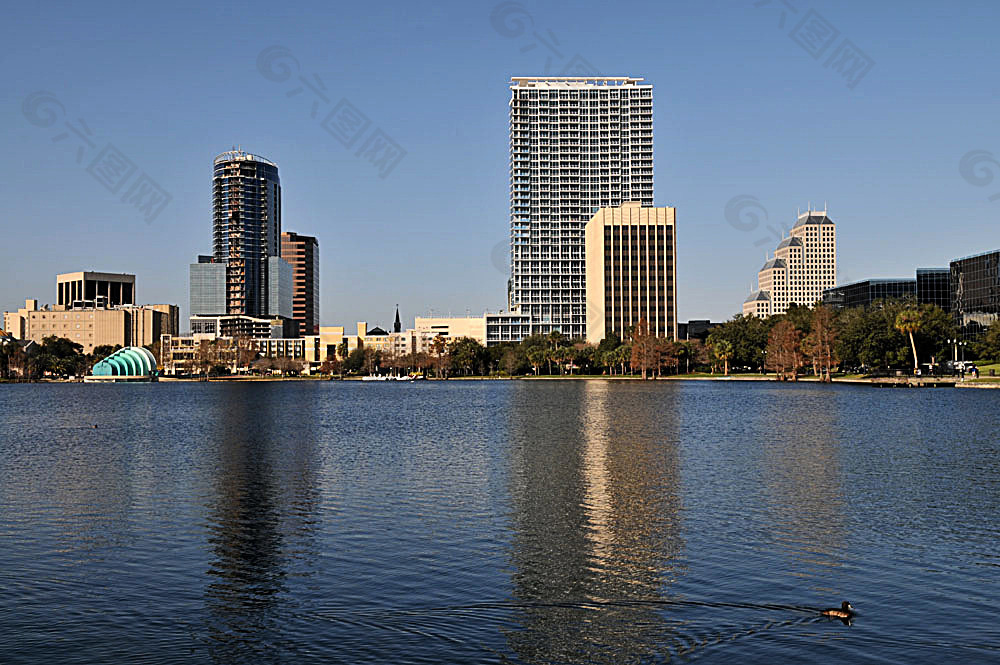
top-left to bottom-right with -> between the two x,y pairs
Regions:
1,380 -> 998,663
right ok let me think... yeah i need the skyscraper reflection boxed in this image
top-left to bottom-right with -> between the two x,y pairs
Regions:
505,381 -> 685,663
201,383 -> 321,664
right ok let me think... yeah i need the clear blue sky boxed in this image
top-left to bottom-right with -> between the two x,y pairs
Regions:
3,0 -> 999,330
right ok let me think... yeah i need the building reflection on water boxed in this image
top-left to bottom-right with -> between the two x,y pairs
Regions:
505,380 -> 685,663
760,389 -> 846,580
201,383 -> 321,664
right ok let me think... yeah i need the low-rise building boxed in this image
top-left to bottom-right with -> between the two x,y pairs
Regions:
3,299 -> 178,353
189,314 -> 298,339
821,278 -> 917,310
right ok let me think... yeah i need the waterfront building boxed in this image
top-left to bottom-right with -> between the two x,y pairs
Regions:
821,278 -> 916,310
254,337 -> 306,359
4,271 -> 178,353
506,76 -> 655,339
950,249 -> 1000,340
584,202 -> 677,344
159,335 -> 236,375
743,209 -> 837,318
189,314 -> 297,339
57,271 -> 135,309
280,231 -> 320,335
86,346 -> 157,382
3,299 -> 178,353
916,268 -> 951,310
415,315 -> 488,345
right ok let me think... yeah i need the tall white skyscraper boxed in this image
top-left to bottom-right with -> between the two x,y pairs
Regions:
508,76 -> 654,338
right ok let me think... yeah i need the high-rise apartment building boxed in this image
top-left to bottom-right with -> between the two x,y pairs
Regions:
743,210 -> 837,318
280,231 -> 320,335
584,202 -> 676,344
508,76 -> 654,339
212,150 -> 282,317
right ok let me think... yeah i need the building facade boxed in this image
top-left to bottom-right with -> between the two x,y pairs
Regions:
280,231 -> 320,336
743,210 -> 837,318
916,268 -> 951,310
212,150 -> 282,317
57,271 -> 135,309
508,76 -> 654,339
4,299 -> 178,353
821,278 -> 916,310
189,256 -> 227,316
951,249 -> 1000,340
584,202 -> 676,344
189,314 -> 298,339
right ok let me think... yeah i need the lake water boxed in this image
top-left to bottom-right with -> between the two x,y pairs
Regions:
1,380 -> 998,663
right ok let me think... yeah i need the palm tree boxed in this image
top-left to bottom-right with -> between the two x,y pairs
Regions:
895,308 -> 922,371
711,339 -> 734,376
526,347 -> 546,376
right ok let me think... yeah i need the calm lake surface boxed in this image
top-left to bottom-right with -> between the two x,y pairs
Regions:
1,380 -> 998,664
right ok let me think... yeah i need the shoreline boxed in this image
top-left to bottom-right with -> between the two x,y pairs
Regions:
7,375 -> 1000,388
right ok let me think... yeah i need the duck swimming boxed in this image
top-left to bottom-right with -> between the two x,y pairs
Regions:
821,601 -> 855,620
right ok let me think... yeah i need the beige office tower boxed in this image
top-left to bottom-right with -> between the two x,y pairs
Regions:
743,209 -> 837,318
585,202 -> 676,344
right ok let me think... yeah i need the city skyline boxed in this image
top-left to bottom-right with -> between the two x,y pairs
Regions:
3,1 -> 1000,329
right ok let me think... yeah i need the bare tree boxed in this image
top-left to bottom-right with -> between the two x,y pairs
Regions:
767,321 -> 803,381
804,306 -> 837,382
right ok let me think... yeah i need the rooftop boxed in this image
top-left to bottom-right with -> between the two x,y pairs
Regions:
511,76 -> 647,88
792,211 -> 835,228
213,149 -> 278,167
744,290 -> 771,303
760,258 -> 786,271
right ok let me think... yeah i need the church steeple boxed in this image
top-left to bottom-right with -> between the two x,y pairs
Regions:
393,304 -> 401,333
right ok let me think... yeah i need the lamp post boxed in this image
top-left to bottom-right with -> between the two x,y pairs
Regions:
760,349 -> 767,375
948,338 -> 959,363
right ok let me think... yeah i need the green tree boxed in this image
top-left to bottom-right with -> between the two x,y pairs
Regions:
448,337 -> 486,376
709,338 -> 734,376
344,347 -> 365,373
975,319 -> 1000,362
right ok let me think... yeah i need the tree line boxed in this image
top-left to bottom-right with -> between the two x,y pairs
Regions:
705,299 -> 999,380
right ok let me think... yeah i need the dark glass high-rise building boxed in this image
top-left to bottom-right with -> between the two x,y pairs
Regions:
950,250 -> 1000,340
212,150 -> 281,317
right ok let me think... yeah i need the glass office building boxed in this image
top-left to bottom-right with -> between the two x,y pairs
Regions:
821,278 -> 916,309
189,256 -> 227,316
916,268 -> 950,310
950,250 -> 1000,340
